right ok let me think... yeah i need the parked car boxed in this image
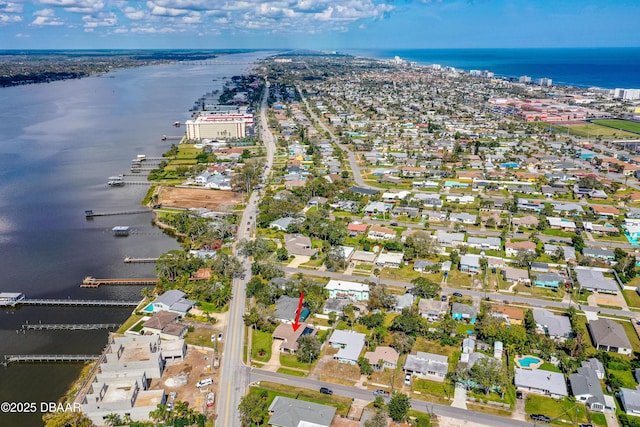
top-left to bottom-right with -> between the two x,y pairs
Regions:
319,387 -> 333,395
390,222 -> 398,226
218,333 -> 223,341
530,414 -> 550,423
404,374 -> 412,385
373,389 -> 390,396
452,292 -> 463,297
516,391 -> 523,399
440,295 -> 447,301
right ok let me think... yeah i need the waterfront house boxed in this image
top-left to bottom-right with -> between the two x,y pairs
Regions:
145,290 -> 195,317
141,311 -> 187,340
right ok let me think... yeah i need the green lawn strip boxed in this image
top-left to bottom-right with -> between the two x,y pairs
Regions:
539,362 -> 562,373
117,314 -> 144,334
623,290 -> 640,309
184,328 -> 216,348
277,368 -> 308,377
619,320 -> 640,353
252,329 -> 272,363
592,119 -> 640,134
542,229 -> 575,238
411,378 -> 452,404
248,382 -> 352,417
589,411 -> 607,427
280,354 -> 312,371
524,395 -> 589,425
608,368 -> 636,389
466,402 -> 512,418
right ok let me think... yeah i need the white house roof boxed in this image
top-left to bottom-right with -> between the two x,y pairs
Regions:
268,396 -> 336,427
515,368 -> 567,396
329,330 -> 365,362
326,280 -> 369,293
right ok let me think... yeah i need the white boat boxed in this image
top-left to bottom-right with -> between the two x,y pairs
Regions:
107,175 -> 124,186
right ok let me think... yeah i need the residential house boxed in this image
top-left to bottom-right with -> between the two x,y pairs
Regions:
329,330 -> 366,364
533,272 -> 564,289
413,259 -> 438,273
375,252 -> 404,268
434,231 -> 466,248
467,237 -> 501,251
394,293 -> 415,312
502,267 -> 531,285
450,213 -> 477,224
584,222 -> 619,235
272,322 -> 318,353
284,233 -> 317,257
364,346 -> 400,371
446,195 -> 475,204
268,396 -> 336,427
505,240 -> 537,257
325,280 -> 369,301
368,224 -> 397,241
569,366 -> 611,412
270,216 -> 302,231
459,254 -> 481,274
423,210 -> 448,222
514,368 -> 568,399
575,268 -> 619,294
364,201 -> 391,215
533,309 -> 572,341
619,388 -> 640,416
418,299 -> 449,322
588,318 -> 632,355
144,290 -> 195,317
551,202 -> 584,215
582,248 -> 616,262
548,217 -> 577,231
491,305 -> 525,326
451,303 -> 478,323
275,295 -> 309,323
582,358 -> 605,379
322,298 -> 350,316
347,222 -> 369,237
403,352 -> 449,383
591,205 -> 621,218
141,311 -> 187,340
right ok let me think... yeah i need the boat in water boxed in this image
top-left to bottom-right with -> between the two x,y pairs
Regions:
107,175 -> 124,186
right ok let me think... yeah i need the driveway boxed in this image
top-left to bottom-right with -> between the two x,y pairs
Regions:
287,255 -> 311,268
451,384 -> 467,409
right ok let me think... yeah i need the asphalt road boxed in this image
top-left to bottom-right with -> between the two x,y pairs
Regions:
216,81 -> 276,427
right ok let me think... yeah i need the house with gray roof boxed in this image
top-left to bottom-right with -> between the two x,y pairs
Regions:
575,268 -> 619,294
503,267 -> 531,284
146,290 -> 195,316
434,231 -> 465,247
467,236 -> 501,251
533,272 -> 564,289
404,351 -> 449,382
582,358 -> 605,379
275,295 -> 309,323
452,302 -> 478,323
459,254 -> 481,274
268,396 -> 336,427
394,293 -> 415,312
328,330 -> 366,364
588,318 -> 632,355
515,368 -> 568,399
418,299 -> 449,322
450,212 -> 477,224
620,388 -> 640,416
582,248 -> 615,262
269,216 -> 302,231
569,366 -> 611,412
413,259 -> 437,272
533,309 -> 572,341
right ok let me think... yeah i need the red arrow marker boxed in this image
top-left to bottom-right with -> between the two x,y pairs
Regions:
292,292 -> 305,332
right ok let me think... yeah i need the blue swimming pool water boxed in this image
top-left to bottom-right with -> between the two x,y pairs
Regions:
143,304 -> 154,312
518,356 -> 542,367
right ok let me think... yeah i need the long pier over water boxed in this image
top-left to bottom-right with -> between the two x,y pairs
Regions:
81,276 -> 158,288
21,323 -> 120,331
3,354 -> 99,365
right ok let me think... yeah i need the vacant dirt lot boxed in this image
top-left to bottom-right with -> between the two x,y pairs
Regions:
156,186 -> 241,211
148,345 -> 221,418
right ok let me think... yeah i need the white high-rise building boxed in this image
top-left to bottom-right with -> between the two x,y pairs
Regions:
185,112 -> 254,140
519,75 -> 532,84
537,77 -> 553,87
614,88 -> 640,100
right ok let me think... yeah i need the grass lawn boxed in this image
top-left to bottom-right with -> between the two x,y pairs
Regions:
623,289 -> 640,309
117,314 -> 144,334
573,315 -> 598,356
592,119 -> 640,135
524,395 -> 589,425
412,378 -> 452,404
277,368 -> 307,377
379,267 -> 422,282
184,328 -> 215,349
590,412 -> 607,427
413,337 -> 459,359
620,320 -> 640,352
280,354 -> 312,371
466,402 -> 512,418
456,323 -> 475,336
608,368 -> 637,389
543,229 -> 576,238
539,362 -> 562,373
252,329 -> 272,363
445,270 -> 473,288
247,382 -> 353,417
543,122 -> 637,139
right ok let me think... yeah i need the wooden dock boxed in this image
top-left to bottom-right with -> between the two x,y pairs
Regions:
21,323 -> 120,331
3,354 -> 99,365
123,257 -> 159,264
81,276 -> 158,288
18,299 -> 140,307
85,209 -> 149,218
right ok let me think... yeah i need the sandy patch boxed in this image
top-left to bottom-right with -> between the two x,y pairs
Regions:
156,186 -> 241,211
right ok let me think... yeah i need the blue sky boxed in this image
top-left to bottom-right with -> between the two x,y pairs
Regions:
0,0 -> 638,50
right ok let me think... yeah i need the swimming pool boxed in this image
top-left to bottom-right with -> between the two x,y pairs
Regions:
142,304 -> 155,313
516,356 -> 542,368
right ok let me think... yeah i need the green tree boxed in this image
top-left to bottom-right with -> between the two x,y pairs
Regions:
365,408 -> 388,427
411,277 -> 441,299
387,392 -> 411,422
43,411 -> 95,427
324,246 -> 348,271
390,331 -> 416,354
297,335 -> 321,363
368,283 -> 396,310
358,356 -> 374,376
238,391 -> 268,427
572,234 -> 585,253
449,250 -> 460,270
276,247 -> 289,261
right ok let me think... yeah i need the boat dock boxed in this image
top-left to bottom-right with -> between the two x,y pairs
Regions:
81,276 -> 158,288
123,257 -> 159,263
161,135 -> 182,141
21,323 -> 120,331
3,354 -> 99,365
18,298 -> 141,307
85,209 -> 149,218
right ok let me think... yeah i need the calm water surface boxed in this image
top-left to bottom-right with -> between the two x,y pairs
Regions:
0,51 -> 267,426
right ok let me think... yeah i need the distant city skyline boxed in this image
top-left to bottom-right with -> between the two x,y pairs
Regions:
0,0 -> 638,50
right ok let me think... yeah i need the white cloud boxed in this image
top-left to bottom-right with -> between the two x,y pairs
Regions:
34,8 -> 56,17
146,0 -> 189,16
15,32 -> 30,37
82,12 -> 117,29
123,6 -> 147,20
0,13 -> 22,24
37,0 -> 105,14
0,2 -> 23,13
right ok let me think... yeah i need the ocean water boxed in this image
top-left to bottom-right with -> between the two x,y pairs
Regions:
346,48 -> 640,89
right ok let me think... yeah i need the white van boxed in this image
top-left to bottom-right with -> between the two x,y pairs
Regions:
196,378 -> 213,387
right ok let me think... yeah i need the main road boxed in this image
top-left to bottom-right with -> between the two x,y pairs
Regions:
216,81 -> 276,427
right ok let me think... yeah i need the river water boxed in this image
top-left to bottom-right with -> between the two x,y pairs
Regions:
0,51 -> 267,426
